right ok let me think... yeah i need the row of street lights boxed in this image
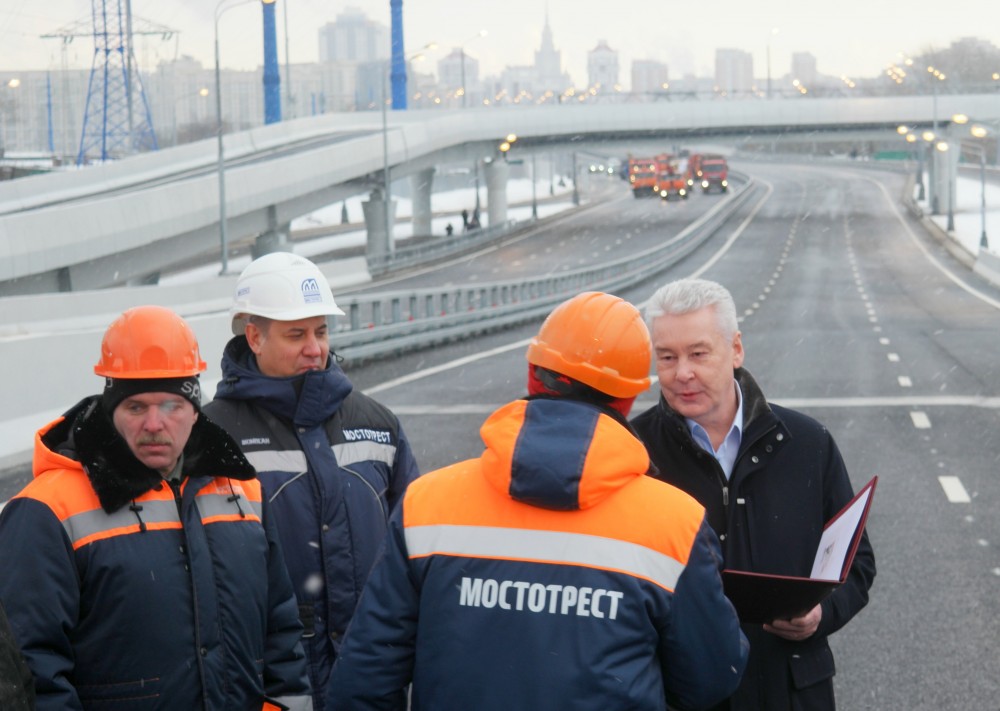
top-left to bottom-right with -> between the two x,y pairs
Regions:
899,112 -> 993,251
952,114 -> 992,248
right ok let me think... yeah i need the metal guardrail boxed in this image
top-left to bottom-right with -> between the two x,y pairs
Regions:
335,173 -> 761,364
366,219 -> 522,276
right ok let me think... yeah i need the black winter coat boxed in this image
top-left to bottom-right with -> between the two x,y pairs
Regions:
0,600 -> 33,710
632,368 -> 876,711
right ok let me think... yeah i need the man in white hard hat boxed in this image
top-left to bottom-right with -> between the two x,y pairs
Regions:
204,252 -> 420,711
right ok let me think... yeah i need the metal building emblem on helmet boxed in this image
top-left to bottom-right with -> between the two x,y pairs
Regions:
301,278 -> 323,304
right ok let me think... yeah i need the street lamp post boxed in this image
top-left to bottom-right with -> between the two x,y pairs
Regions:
976,151 -> 988,250
531,153 -> 538,219
941,140 -> 955,232
899,125 -> 926,201
215,0 -> 276,275
474,159 -> 481,214
571,152 -> 580,206
458,30 -> 487,108
460,49 -> 466,108
970,123 -> 991,249
766,27 -> 779,100
381,66 -> 391,254
927,65 -> 946,215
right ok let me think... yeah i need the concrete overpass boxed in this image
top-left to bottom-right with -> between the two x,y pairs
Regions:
1,93 -> 997,295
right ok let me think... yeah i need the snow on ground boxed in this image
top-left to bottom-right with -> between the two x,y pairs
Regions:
159,177 -> 577,286
918,175 -> 1000,256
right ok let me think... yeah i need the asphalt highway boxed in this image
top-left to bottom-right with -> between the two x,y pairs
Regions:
346,162 -> 1000,709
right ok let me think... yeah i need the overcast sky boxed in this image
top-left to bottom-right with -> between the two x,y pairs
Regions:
1,0 -> 995,86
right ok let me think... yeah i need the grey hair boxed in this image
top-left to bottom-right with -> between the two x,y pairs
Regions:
246,314 -> 273,335
644,278 -> 739,339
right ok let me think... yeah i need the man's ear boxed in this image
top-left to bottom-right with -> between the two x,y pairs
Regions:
732,331 -> 745,369
245,322 -> 264,356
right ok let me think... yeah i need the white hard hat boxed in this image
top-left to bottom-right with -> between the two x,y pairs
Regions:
229,252 -> 345,335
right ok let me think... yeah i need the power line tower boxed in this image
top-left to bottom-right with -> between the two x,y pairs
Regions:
43,1 -> 176,164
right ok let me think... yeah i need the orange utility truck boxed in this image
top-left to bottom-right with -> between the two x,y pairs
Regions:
627,156 -> 658,198
653,153 -> 689,201
698,155 -> 729,193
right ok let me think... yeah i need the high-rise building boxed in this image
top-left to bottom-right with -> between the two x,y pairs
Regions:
492,16 -> 571,104
318,7 -> 388,64
631,59 -> 669,95
587,41 -> 619,92
714,48 -> 754,96
791,52 -> 818,88
438,49 -> 479,93
535,14 -> 571,92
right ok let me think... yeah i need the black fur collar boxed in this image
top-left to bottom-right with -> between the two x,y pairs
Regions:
50,396 -> 256,514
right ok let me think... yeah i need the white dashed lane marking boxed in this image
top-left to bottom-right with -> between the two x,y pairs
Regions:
939,476 -> 972,503
910,411 -> 932,429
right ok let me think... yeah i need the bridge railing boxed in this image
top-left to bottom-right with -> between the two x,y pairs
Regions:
334,172 -> 760,364
365,218 -> 523,276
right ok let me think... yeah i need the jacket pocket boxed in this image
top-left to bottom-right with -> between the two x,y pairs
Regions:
788,641 -> 836,689
77,676 -> 162,707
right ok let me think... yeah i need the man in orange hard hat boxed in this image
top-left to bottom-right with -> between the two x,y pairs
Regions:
326,291 -> 747,711
0,306 -> 312,711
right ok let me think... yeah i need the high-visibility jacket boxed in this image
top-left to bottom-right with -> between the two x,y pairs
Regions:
326,397 -> 748,711
0,396 -> 312,711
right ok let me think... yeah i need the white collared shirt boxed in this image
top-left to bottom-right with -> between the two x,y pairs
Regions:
685,380 -> 744,480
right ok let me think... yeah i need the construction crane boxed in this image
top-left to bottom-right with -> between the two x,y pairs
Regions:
42,0 -> 176,164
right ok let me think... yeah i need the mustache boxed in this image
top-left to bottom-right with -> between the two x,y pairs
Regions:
136,436 -> 172,446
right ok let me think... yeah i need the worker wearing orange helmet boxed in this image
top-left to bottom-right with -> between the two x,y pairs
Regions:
326,292 -> 748,711
0,306 -> 312,711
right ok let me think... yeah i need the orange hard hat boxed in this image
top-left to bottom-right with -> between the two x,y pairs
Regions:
94,305 -> 206,379
526,292 -> 652,398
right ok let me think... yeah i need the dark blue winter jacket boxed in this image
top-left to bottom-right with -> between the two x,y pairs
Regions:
205,336 -> 420,708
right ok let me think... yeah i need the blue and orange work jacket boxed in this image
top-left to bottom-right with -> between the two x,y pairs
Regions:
0,396 -> 312,710
327,397 -> 748,711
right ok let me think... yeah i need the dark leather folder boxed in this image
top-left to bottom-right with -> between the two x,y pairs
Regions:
721,476 -> 877,624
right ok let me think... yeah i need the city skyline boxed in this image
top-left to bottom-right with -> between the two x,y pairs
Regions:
1,0 -> 995,88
